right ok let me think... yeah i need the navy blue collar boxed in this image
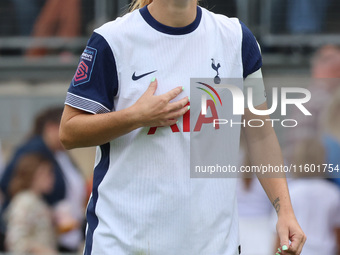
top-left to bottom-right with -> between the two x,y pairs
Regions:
139,5 -> 202,35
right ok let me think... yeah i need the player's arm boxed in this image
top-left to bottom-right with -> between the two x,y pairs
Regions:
242,103 -> 306,255
240,19 -> 306,254
60,31 -> 189,149
59,79 -> 189,149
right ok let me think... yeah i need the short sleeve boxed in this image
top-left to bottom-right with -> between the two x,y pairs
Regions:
240,21 -> 262,79
65,32 -> 118,114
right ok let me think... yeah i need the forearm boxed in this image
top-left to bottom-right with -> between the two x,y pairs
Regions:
60,105 -> 141,149
246,132 -> 293,216
60,82 -> 188,149
243,96 -> 305,255
258,177 -> 293,217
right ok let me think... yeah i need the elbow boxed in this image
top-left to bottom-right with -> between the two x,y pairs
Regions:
59,127 -> 77,150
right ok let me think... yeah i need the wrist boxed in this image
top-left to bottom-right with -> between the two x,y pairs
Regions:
126,104 -> 144,129
277,206 -> 295,219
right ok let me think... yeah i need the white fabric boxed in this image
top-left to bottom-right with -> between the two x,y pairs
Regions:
72,6 -> 267,255
90,8 -> 244,255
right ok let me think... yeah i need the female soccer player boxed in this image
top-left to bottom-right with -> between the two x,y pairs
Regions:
59,0 -> 306,254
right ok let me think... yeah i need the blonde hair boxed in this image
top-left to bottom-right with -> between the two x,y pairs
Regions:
130,0 -> 153,12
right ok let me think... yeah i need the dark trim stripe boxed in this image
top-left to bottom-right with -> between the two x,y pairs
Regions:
84,143 -> 110,255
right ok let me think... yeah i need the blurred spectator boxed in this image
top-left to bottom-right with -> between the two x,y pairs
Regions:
284,45 -> 340,163
312,45 -> 340,79
0,107 -> 66,214
322,88 -> 340,188
11,0 -> 45,36
0,106 -> 86,253
5,153 -> 57,255
287,0 -> 331,34
0,107 -> 65,251
274,138 -> 340,255
26,0 -> 81,57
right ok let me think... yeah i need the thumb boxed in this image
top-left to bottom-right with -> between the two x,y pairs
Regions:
278,227 -> 290,252
145,78 -> 157,96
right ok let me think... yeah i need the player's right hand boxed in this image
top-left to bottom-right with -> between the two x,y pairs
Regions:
275,213 -> 306,255
132,78 -> 190,127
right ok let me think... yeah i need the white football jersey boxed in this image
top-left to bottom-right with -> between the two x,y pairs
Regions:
65,5 -> 263,255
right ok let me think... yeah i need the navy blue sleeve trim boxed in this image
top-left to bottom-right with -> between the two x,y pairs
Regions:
240,21 -> 262,79
66,32 -> 118,114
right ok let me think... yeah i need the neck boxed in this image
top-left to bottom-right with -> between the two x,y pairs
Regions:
148,0 -> 197,27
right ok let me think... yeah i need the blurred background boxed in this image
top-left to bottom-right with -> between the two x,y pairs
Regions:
0,0 -> 339,255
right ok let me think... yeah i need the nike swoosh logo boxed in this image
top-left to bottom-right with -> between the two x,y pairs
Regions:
132,70 -> 157,81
